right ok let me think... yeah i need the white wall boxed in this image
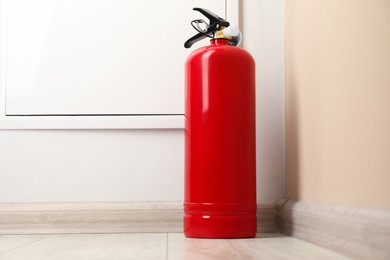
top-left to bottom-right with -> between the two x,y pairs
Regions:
0,130 -> 184,202
242,0 -> 286,200
0,0 -> 285,203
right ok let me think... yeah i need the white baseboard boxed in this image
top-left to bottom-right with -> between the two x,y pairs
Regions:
0,200 -> 285,234
283,200 -> 390,259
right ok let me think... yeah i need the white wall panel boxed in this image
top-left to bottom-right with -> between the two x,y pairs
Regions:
4,0 -> 224,115
0,130 -> 184,202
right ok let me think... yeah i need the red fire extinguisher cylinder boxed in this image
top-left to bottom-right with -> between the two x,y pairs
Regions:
184,8 -> 256,238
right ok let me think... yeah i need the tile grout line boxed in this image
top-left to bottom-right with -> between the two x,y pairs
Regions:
165,233 -> 169,260
0,235 -> 51,255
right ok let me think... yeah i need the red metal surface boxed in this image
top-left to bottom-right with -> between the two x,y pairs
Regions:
184,39 -> 256,238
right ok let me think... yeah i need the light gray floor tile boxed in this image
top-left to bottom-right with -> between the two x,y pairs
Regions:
0,235 -> 48,254
0,233 -> 167,260
0,233 -> 350,260
167,233 -> 350,260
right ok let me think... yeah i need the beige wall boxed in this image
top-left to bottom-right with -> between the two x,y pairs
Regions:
286,0 -> 390,208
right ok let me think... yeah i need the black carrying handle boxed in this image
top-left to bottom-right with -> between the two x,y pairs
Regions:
184,8 -> 230,48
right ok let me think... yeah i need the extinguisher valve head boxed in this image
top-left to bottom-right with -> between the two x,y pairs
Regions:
184,8 -> 230,48
222,25 -> 240,37
215,25 -> 242,47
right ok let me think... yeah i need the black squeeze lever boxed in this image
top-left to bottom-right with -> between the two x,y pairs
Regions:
184,8 -> 230,48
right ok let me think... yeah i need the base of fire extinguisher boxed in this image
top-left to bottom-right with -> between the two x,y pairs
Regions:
183,203 -> 257,239
184,214 -> 256,239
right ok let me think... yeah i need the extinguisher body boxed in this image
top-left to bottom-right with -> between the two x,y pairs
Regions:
184,39 -> 256,238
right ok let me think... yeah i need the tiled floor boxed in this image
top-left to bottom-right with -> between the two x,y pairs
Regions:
0,233 -> 348,259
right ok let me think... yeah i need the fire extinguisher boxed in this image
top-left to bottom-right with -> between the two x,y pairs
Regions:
184,8 -> 256,238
